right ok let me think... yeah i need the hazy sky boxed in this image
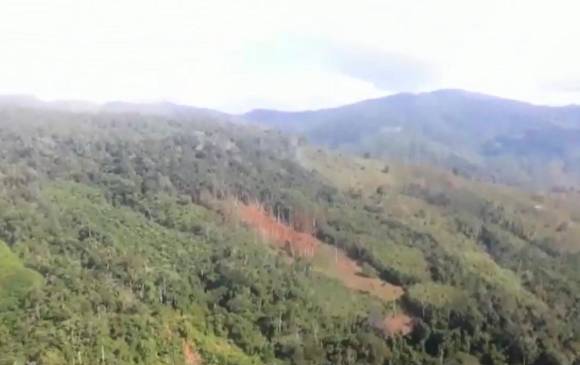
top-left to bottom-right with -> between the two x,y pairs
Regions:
2,0 -> 580,112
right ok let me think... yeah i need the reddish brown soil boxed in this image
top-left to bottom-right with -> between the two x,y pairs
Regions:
317,244 -> 404,302
237,201 -> 411,335
382,314 -> 414,337
183,341 -> 202,365
238,203 -> 318,257
237,202 -> 403,301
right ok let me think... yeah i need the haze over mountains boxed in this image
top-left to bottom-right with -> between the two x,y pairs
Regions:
0,94 -> 233,120
243,89 -> 580,188
5,89 -> 580,188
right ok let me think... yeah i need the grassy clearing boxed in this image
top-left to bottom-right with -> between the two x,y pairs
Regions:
460,251 -> 547,310
406,283 -> 467,310
0,240 -> 43,309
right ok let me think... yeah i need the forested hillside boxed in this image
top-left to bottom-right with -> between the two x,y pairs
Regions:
0,105 -> 579,365
243,90 -> 580,188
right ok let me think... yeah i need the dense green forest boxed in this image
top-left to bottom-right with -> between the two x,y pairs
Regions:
0,106 -> 579,365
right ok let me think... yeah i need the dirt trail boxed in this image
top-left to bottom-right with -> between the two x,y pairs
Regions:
237,202 -> 404,302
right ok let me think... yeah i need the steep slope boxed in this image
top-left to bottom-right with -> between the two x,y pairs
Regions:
235,201 -> 404,302
298,146 -> 580,363
0,107 -> 399,364
243,89 -> 580,188
0,105 -> 579,364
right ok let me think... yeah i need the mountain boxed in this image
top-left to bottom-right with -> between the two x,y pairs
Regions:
0,94 -> 100,112
101,100 -> 236,121
0,94 -> 238,121
243,89 -> 580,188
0,102 -> 579,364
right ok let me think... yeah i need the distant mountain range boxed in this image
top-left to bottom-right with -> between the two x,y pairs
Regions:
242,90 -> 580,188
0,94 -> 233,121
3,90 -> 580,188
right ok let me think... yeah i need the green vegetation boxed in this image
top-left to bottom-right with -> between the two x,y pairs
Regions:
406,283 -> 467,311
244,89 -> 580,189
0,105 -> 579,364
0,239 -> 42,310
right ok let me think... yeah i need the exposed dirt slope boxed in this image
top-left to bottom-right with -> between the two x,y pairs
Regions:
382,314 -> 414,337
238,203 -> 318,257
313,244 -> 404,302
237,202 -> 403,302
183,341 -> 203,365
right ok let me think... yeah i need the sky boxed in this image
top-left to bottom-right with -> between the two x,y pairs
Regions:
2,0 -> 580,113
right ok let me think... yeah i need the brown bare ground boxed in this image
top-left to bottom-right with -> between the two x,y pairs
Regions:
183,341 -> 202,365
237,202 -> 404,302
382,314 -> 414,337
238,202 -> 318,257
316,244 -> 404,302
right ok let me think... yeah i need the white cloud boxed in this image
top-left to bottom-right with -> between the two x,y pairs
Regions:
1,0 -> 580,112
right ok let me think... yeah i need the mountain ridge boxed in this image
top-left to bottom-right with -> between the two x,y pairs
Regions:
243,89 -> 580,117
241,89 -> 580,188
3,90 -> 580,188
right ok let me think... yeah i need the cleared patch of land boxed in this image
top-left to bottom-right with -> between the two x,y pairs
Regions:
237,202 -> 404,303
183,341 -> 203,365
312,243 -> 404,302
